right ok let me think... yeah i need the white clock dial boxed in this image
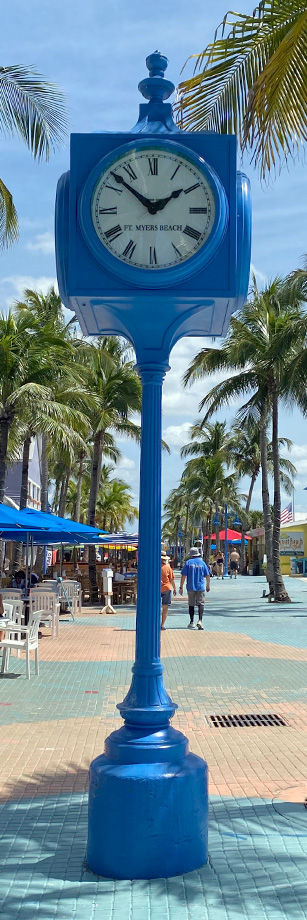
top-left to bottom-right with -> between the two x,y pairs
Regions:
91,147 -> 216,270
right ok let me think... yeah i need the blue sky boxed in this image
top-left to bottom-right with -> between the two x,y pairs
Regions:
2,0 -> 307,520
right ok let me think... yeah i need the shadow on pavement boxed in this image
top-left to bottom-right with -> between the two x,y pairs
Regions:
1,780 -> 307,918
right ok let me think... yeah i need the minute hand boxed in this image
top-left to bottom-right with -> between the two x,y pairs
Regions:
110,171 -> 153,211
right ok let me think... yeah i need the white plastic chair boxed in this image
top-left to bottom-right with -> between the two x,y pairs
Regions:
29,589 -> 60,638
59,580 -> 78,619
0,610 -> 41,679
1,596 -> 25,657
2,602 -> 13,619
0,588 -> 23,600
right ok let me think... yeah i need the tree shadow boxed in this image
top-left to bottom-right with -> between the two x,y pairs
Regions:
1,767 -> 307,917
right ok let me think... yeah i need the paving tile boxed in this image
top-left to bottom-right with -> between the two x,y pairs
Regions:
1,576 -> 307,918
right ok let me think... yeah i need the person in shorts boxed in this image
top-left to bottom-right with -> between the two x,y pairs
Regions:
230,549 -> 240,578
161,551 -> 176,629
216,551 -> 224,578
179,547 -> 210,630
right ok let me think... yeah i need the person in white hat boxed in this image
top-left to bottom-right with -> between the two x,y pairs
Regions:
161,550 -> 176,629
179,547 -> 210,630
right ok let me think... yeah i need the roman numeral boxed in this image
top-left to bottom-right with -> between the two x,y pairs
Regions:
184,183 -> 200,195
99,207 -> 117,214
148,157 -> 158,176
149,246 -> 158,265
104,224 -> 123,241
105,184 -> 123,195
171,242 -> 182,259
123,163 -> 137,181
189,207 -> 207,214
170,164 -> 180,180
123,239 -> 136,260
183,225 -> 201,241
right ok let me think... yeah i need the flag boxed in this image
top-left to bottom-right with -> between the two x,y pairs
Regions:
281,502 -> 293,524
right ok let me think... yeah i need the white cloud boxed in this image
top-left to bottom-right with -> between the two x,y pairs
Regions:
115,457 -> 136,472
1,275 -> 58,304
112,455 -> 138,490
163,422 -> 192,451
162,337 -> 237,420
284,443 -> 307,476
26,232 -> 55,255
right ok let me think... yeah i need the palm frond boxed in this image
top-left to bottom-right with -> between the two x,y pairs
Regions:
0,177 -> 18,247
0,65 -> 68,159
177,0 -> 307,178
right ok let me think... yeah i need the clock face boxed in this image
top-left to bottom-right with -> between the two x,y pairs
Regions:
90,146 -> 216,270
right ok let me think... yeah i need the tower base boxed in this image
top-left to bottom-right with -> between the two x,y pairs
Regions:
86,725 -> 208,879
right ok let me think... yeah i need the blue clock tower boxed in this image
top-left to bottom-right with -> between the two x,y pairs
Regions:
55,51 -> 251,880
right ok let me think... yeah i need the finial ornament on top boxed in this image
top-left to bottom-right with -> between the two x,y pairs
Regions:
138,50 -> 175,103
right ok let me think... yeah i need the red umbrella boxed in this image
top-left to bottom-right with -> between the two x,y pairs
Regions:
205,529 -> 251,541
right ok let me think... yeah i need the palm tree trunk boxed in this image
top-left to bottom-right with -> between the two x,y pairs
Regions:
53,478 -> 61,514
215,501 -> 220,553
240,468 -> 258,573
40,435 -> 48,513
0,415 -> 11,580
0,416 -> 10,502
206,507 -> 213,564
271,385 -> 291,602
88,432 -> 103,599
260,412 -> 274,595
175,515 -> 180,563
75,451 -> 85,522
58,468 -> 70,518
13,435 -> 31,571
36,434 -> 48,575
183,501 -> 190,558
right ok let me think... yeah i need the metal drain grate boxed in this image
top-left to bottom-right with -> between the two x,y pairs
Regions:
207,713 -> 288,728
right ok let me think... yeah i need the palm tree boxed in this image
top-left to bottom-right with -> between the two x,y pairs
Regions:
230,420 -> 296,571
177,0 -> 307,179
182,455 -> 240,562
181,419 -> 234,556
96,479 -> 138,531
78,338 -> 142,596
0,309 -> 75,502
0,67 -> 67,245
184,275 -> 307,600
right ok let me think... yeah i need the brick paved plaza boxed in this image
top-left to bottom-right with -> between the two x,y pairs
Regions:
1,575 -> 307,918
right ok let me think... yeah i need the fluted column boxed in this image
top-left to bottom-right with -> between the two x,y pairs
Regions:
118,361 -> 176,727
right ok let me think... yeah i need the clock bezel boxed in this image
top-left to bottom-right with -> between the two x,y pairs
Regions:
78,138 -> 229,289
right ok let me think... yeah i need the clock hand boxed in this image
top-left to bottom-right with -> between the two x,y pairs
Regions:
110,171 -> 153,211
150,189 -> 183,215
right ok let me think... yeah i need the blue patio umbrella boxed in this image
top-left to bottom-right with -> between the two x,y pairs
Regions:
0,505 -> 107,544
0,502 -> 43,531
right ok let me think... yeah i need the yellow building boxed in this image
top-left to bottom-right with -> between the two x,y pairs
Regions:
280,520 -> 307,576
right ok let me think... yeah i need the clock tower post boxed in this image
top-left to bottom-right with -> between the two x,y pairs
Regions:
55,51 -> 251,879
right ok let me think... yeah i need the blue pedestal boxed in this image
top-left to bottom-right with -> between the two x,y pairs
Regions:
87,725 -> 208,879
86,362 -> 209,879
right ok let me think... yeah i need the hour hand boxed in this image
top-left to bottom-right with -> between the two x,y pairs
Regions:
150,189 -> 183,214
110,171 -> 152,210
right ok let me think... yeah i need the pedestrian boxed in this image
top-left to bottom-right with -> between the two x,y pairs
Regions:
229,548 -> 240,579
161,550 -> 176,630
216,550 -> 224,578
179,547 -> 210,630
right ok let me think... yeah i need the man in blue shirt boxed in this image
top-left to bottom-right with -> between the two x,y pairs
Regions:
179,547 -> 210,630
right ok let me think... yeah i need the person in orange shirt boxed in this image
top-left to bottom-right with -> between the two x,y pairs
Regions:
161,550 -> 176,630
